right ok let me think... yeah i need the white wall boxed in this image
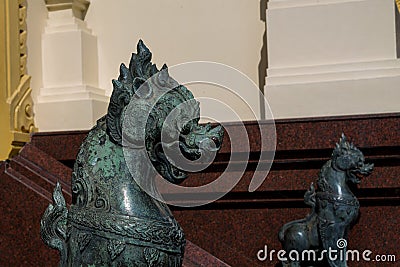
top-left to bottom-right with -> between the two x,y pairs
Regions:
27,0 -> 267,125
267,0 -> 396,68
85,0 -> 265,96
26,0 -> 400,125
265,0 -> 400,119
26,0 -> 48,102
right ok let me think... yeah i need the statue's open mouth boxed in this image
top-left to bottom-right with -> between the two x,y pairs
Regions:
152,123 -> 224,184
349,162 -> 374,183
179,124 -> 223,159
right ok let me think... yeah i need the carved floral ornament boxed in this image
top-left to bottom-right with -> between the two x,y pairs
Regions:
0,0 -> 36,158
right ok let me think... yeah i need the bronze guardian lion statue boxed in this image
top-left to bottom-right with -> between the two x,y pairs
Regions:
279,134 -> 373,267
41,40 -> 223,266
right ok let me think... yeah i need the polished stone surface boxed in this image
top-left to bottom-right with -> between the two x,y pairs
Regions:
1,113 -> 399,266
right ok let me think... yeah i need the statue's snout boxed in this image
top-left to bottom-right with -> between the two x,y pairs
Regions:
361,162 -> 374,175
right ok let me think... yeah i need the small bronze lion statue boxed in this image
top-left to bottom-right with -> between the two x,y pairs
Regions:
278,134 -> 373,267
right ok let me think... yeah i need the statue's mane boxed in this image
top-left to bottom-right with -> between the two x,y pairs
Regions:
106,40 -> 157,145
106,40 -> 196,146
332,133 -> 357,159
104,40 -> 200,183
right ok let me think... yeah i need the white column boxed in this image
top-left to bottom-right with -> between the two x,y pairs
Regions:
36,0 -> 108,131
265,0 -> 400,119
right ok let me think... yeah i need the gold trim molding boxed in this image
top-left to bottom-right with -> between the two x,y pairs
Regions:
0,0 -> 36,159
397,0 -> 400,12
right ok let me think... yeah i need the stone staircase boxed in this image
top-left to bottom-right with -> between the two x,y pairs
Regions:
1,113 -> 399,266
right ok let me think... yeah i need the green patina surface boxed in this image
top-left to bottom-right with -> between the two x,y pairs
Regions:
40,40 -> 224,266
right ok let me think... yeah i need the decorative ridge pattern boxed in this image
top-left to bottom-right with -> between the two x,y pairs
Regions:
68,206 -> 185,254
